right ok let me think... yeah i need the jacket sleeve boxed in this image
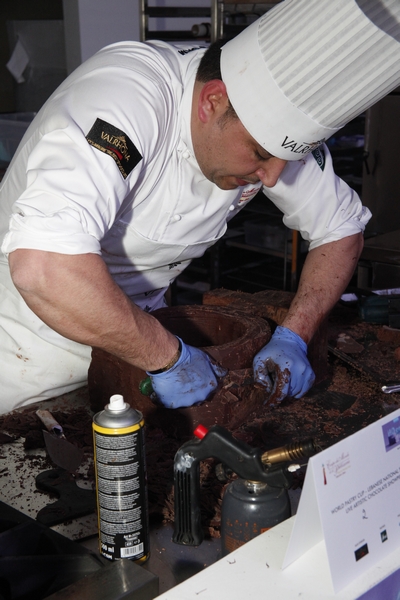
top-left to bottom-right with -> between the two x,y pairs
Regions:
263,144 -> 371,250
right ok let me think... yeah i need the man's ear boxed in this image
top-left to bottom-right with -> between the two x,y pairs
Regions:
197,79 -> 228,123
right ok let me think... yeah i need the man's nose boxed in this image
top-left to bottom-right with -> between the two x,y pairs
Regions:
256,158 -> 287,188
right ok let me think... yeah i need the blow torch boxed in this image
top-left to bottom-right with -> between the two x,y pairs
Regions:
173,424 -> 318,554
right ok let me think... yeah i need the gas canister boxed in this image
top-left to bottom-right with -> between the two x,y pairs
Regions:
221,478 -> 291,556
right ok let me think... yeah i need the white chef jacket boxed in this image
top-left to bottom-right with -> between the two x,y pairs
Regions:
0,40 -> 371,413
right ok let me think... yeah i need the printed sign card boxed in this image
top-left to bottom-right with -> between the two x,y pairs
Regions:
282,408 -> 400,593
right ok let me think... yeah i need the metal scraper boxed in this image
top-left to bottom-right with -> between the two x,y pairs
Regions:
36,409 -> 84,472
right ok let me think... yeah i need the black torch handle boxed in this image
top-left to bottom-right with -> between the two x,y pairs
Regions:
173,452 -> 203,546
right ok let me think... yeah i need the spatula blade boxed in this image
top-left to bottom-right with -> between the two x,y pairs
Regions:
42,430 -> 84,472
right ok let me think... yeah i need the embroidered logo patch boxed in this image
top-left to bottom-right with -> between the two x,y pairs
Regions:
177,46 -> 206,55
86,118 -> 142,179
312,146 -> 325,171
238,185 -> 262,206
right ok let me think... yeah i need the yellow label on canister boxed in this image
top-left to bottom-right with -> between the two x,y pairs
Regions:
92,419 -> 144,436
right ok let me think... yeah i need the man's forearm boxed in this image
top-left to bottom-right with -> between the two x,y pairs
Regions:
9,249 -> 179,372
282,232 -> 364,344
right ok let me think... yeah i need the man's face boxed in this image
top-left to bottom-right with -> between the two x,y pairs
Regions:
193,107 -> 287,191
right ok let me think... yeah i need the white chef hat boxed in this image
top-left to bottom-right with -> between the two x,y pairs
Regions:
220,0 -> 400,160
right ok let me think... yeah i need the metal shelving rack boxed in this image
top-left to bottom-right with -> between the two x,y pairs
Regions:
212,1 -> 282,41
139,1 -> 216,43
139,1 -> 282,44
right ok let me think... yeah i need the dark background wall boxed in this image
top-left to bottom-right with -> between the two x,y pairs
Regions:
0,0 -> 63,113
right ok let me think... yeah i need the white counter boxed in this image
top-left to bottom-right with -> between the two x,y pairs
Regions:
154,516 -> 400,600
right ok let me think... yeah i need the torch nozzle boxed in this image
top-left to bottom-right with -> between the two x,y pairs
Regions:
261,438 -> 318,466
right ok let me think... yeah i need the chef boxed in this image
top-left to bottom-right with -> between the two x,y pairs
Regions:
0,0 -> 399,414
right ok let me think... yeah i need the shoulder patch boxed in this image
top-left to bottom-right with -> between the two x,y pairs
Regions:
311,146 -> 325,171
86,118 -> 142,179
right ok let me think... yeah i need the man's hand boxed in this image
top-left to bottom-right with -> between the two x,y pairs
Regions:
253,233 -> 363,405
253,326 -> 315,406
148,337 -> 227,409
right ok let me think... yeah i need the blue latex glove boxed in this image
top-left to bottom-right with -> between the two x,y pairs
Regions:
147,337 -> 227,409
253,326 -> 315,405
